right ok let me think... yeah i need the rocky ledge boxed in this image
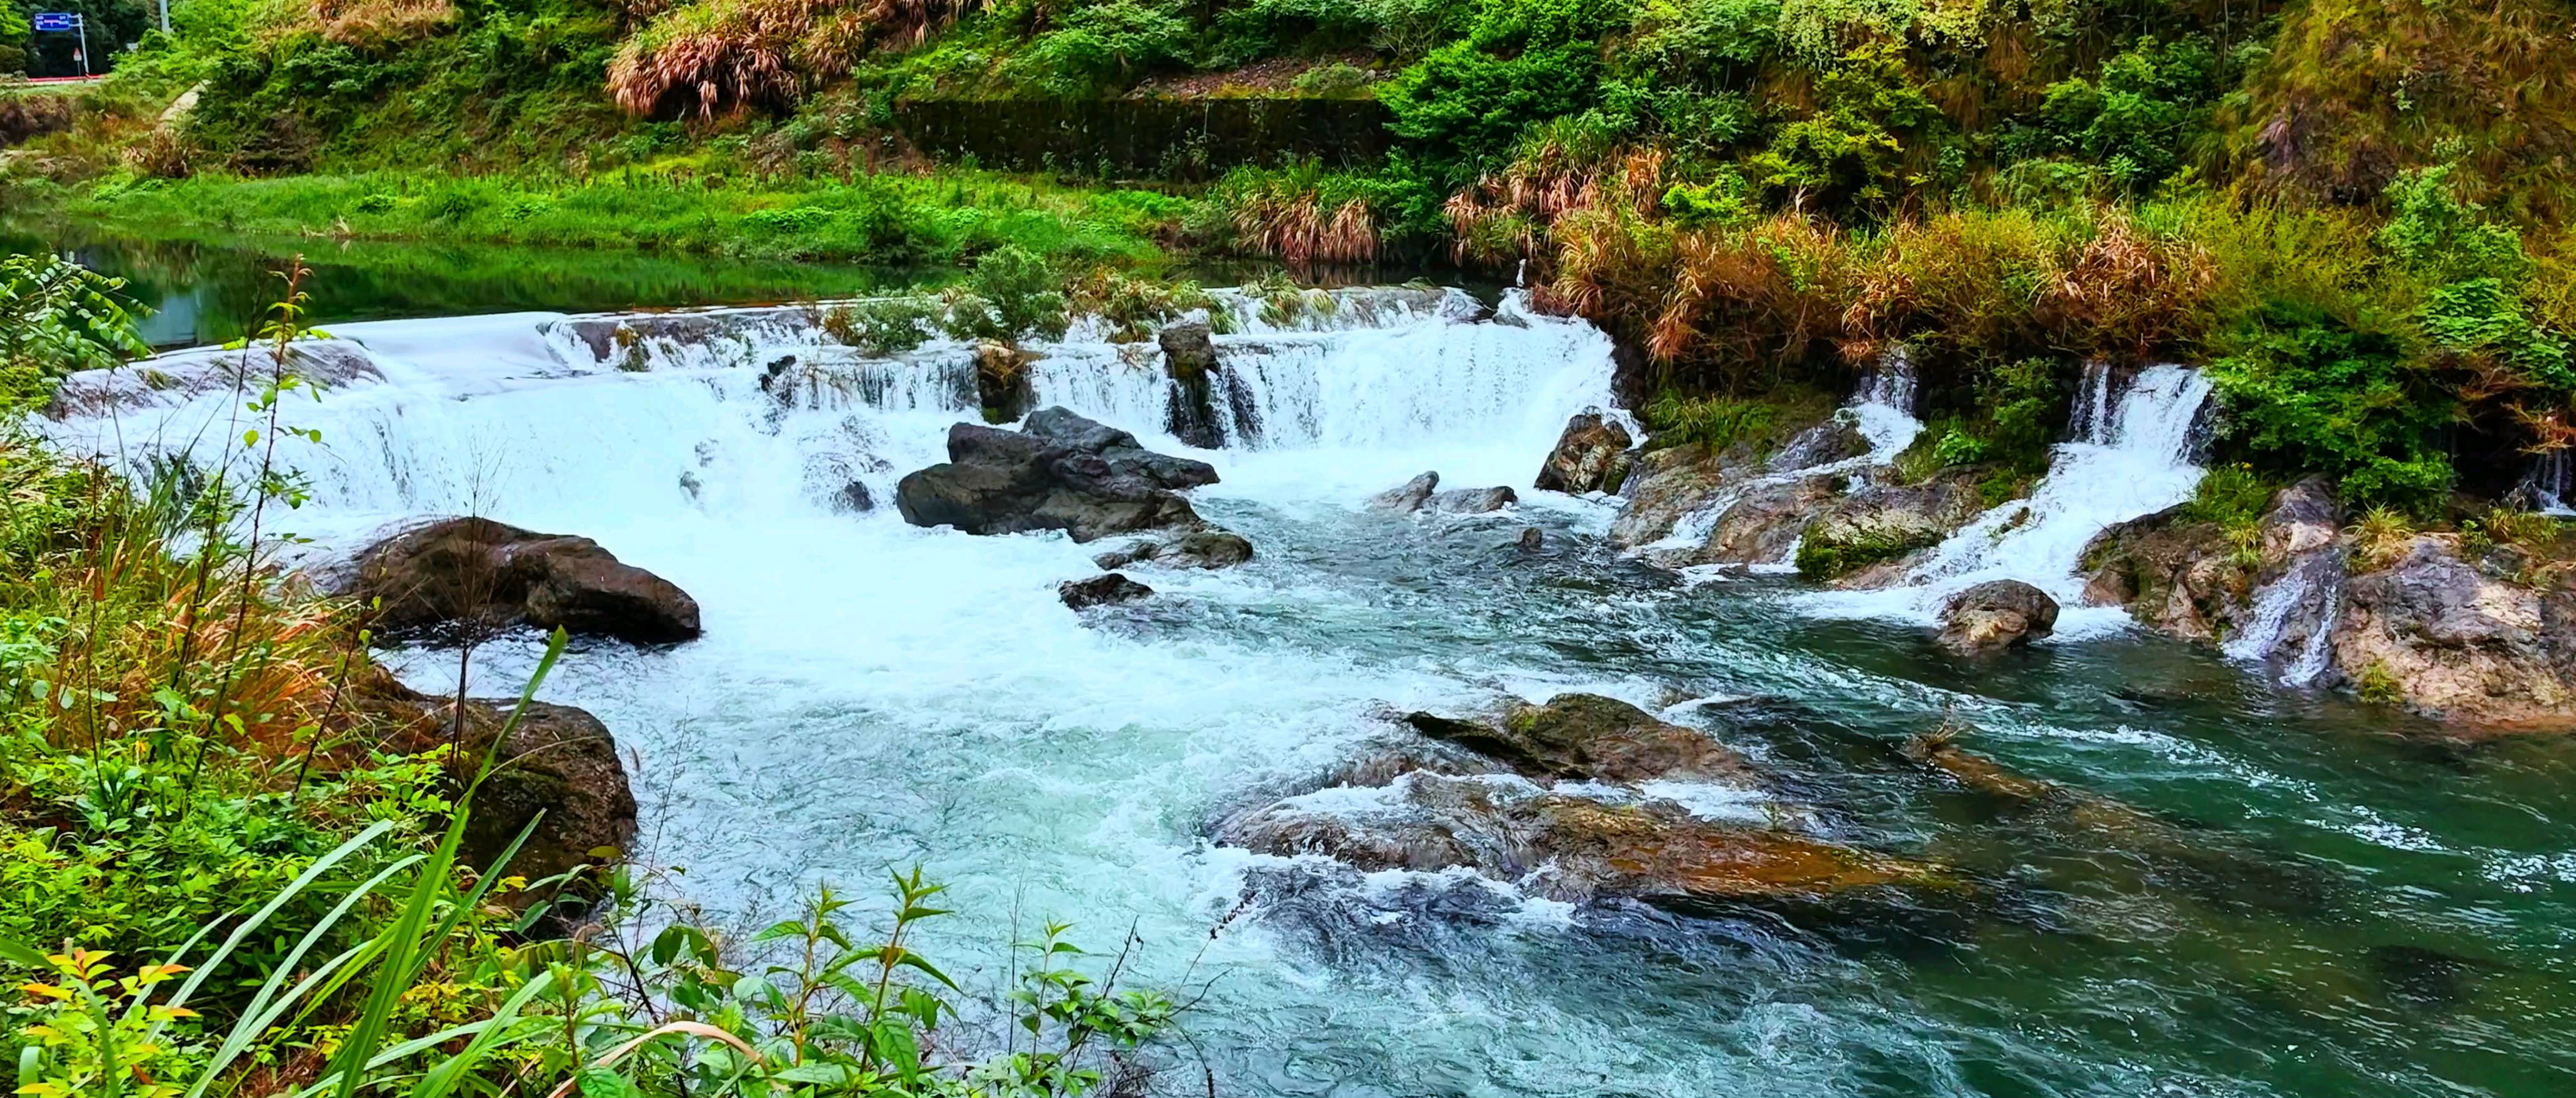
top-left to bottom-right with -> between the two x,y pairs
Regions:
2081,477 -> 2576,728
1217,693 -> 1960,915
340,517 -> 702,645
896,406 -> 1221,542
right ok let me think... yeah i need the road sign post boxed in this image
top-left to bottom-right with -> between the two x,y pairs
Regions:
30,13 -> 90,78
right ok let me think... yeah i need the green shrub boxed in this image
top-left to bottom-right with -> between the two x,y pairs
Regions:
2032,36 -> 2223,193
1379,0 -> 1631,165
2211,302 -> 2452,511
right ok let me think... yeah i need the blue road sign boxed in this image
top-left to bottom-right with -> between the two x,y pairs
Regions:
31,13 -> 80,31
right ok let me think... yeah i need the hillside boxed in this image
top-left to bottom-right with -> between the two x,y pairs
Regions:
6,0 -> 2576,507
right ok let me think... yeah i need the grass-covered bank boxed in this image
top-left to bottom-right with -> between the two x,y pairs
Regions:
11,166 -> 1197,266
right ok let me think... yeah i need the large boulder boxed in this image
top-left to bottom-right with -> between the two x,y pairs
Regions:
361,678 -> 636,915
1534,411 -> 1635,494
1404,694 -> 1753,784
1216,771 -> 1956,912
1795,469 -> 1990,585
1938,580 -> 2060,654
896,408 -> 1214,542
1366,472 -> 1441,514
1425,486 -> 1518,514
1676,474 -> 1843,568
2077,477 -> 2341,645
2331,534 -> 2576,724
1766,416 -> 1872,473
345,518 -> 701,645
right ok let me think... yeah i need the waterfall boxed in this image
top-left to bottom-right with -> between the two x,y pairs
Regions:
1642,349 -> 1923,560
2226,550 -> 2346,686
2524,449 -> 2575,516
1910,365 -> 2213,602
1804,364 -> 2214,633
42,286 -> 1618,539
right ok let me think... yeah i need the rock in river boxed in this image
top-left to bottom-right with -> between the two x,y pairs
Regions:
1060,572 -> 1155,609
361,675 -> 636,916
343,517 -> 702,645
1938,580 -> 2060,654
1533,411 -> 1634,494
1367,471 -> 1441,514
1093,528 -> 1255,570
1218,770 -> 1955,912
1404,693 -> 1753,784
896,407 -> 1216,542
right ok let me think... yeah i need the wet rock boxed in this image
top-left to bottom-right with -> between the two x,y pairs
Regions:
1091,528 -> 1255,570
1767,416 -> 1871,473
834,481 -> 875,514
974,340 -> 1036,421
1938,580 -> 2059,654
1518,527 -> 1545,552
362,678 -> 636,915
1059,572 -> 1153,609
1367,471 -> 1441,514
1534,411 -> 1635,494
1685,475 -> 1843,567
1158,321 -> 1225,449
50,339 -> 384,418
2331,534 -> 2576,725
1404,694 -> 1754,784
1216,771 -> 1956,912
1797,469 -> 1990,584
1158,319 -> 1218,379
896,408 -> 1213,543
344,517 -> 701,645
1609,444 -> 1744,548
1424,486 -> 1519,514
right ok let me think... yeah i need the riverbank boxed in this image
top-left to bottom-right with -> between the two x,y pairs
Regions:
5,165 -> 1201,266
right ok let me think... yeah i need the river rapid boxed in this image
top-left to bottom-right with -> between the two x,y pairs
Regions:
43,285 -> 2576,1098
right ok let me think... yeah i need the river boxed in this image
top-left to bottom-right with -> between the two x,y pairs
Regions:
25,230 -> 2576,1098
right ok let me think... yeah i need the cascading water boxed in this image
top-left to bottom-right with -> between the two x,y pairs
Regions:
2224,550 -> 2347,687
35,275 -> 2574,1097
2524,448 -> 2575,516
1641,349 -> 1924,563
1807,363 -> 2215,632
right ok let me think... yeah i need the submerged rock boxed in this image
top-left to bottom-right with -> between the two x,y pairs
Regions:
1367,471 -> 1441,514
1534,411 -> 1634,494
1092,528 -> 1255,570
896,408 -> 1214,543
1217,771 -> 1956,912
344,517 -> 702,645
1404,694 -> 1754,784
1060,572 -> 1154,609
1938,580 -> 2060,654
1518,526 -> 1545,552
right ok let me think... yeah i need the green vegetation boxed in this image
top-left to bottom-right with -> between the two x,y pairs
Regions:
4,0 -> 2575,512
0,253 -> 1174,1096
1793,525 -> 1937,582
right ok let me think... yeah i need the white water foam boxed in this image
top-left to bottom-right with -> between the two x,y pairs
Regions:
1803,363 -> 2215,636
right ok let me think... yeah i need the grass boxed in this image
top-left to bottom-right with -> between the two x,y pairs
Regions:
25,165 -> 1197,269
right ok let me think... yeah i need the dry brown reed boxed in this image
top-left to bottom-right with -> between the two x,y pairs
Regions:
608,0 -> 978,118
